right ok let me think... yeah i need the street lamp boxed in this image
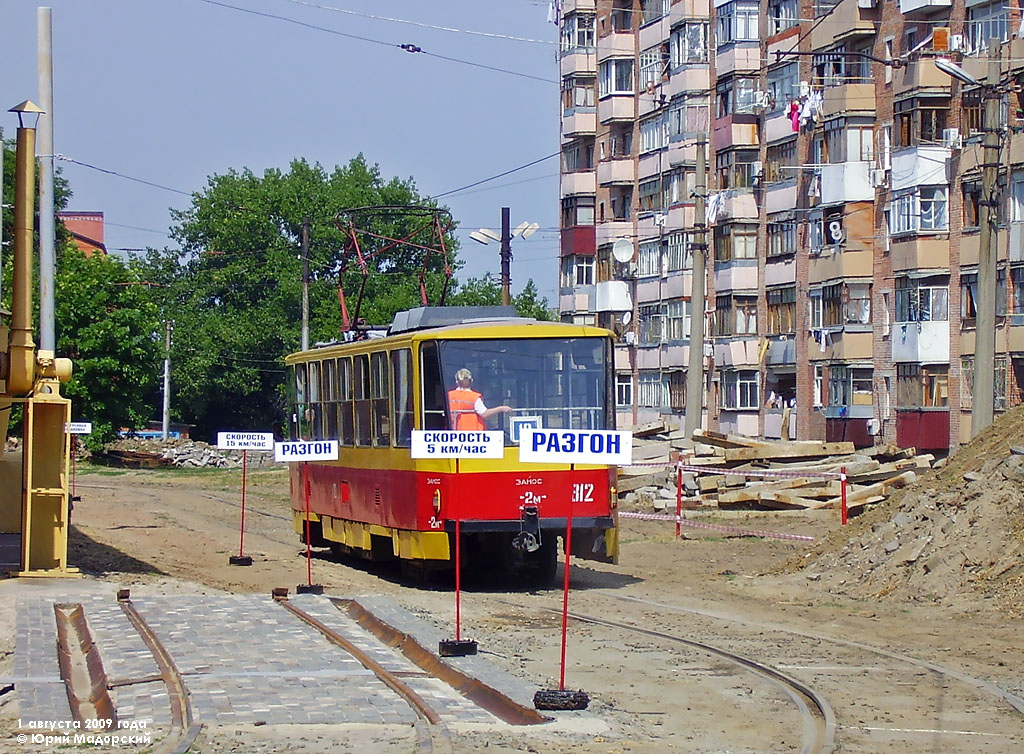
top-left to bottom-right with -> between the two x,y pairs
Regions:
935,45 -> 1001,436
469,207 -> 539,306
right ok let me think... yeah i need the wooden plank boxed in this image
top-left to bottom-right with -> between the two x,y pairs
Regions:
757,490 -> 820,509
821,471 -> 917,508
692,429 -> 760,449
723,441 -> 856,462
716,477 -> 815,504
633,419 -> 667,438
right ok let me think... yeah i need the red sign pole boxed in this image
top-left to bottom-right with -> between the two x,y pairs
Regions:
558,463 -> 576,691
304,460 -> 313,585
675,462 -> 682,538
454,458 -> 462,641
840,466 -> 848,526
238,449 -> 248,557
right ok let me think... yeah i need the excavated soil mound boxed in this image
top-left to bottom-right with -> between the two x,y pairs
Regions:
784,406 -> 1024,615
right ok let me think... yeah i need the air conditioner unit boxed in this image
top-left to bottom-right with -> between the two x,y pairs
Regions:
949,34 -> 966,53
623,330 -> 638,346
751,160 -> 764,182
942,128 -> 962,150
870,168 -> 888,188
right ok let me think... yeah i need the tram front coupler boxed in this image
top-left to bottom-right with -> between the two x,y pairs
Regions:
512,505 -> 541,553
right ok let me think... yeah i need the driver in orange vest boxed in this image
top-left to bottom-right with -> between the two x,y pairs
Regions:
447,368 -> 513,430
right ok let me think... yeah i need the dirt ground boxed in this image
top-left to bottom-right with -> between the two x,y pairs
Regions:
4,412 -> 1024,752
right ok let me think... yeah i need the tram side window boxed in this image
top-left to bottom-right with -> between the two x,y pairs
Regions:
371,351 -> 390,446
308,361 -> 323,440
391,348 -> 413,447
323,358 -> 339,439
354,354 -> 371,446
290,363 -> 308,440
420,342 -> 447,430
338,357 -> 355,446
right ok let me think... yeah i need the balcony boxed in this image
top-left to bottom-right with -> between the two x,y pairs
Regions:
765,258 -> 796,287
899,0 -> 951,16
596,33 -> 633,62
712,115 -> 758,150
715,43 -> 760,78
597,158 -> 634,186
893,58 -> 952,98
560,51 -> 596,77
810,0 -> 876,47
891,320 -> 950,363
806,329 -> 873,362
559,288 -> 594,315
714,259 -> 758,293
808,246 -> 873,282
821,84 -> 875,119
598,94 -> 635,123
561,171 -> 596,197
596,220 -> 633,247
560,225 -> 596,257
561,109 -> 597,139
891,235 -> 950,272
665,65 -> 710,99
765,109 -> 797,142
891,145 -> 950,191
819,162 -> 874,205
765,183 -> 797,214
562,0 -> 596,12
714,337 -> 760,368
595,280 -> 632,312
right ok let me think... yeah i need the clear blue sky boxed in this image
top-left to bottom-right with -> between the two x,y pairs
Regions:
1,0 -> 561,300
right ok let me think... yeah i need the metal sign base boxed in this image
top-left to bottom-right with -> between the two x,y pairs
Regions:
438,638 -> 478,657
228,555 -> 253,566
296,583 -> 324,595
533,688 -> 590,711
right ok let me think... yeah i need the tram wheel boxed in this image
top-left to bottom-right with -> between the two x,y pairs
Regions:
523,536 -> 558,589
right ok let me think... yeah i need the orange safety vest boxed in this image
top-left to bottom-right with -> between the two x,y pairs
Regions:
448,387 -> 486,430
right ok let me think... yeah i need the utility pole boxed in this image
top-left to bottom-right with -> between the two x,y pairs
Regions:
500,207 -> 512,306
1,127 -> 5,305
161,321 -> 173,440
301,219 -> 310,351
37,7 -> 56,353
973,38 -> 1002,436
684,138 -> 708,438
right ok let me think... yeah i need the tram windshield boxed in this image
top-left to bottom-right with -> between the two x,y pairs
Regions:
421,337 -> 613,440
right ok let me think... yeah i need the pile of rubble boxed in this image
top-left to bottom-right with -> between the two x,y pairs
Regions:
790,407 -> 1024,613
619,423 -> 935,515
101,437 -> 275,469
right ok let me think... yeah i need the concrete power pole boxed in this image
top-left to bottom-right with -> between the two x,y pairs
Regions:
500,207 -> 512,306
161,321 -> 173,440
38,7 -> 56,353
684,138 -> 708,438
301,219 -> 310,352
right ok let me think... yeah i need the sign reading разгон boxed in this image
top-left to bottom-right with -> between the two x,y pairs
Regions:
518,429 -> 632,465
410,430 -> 505,459
216,432 -> 274,450
274,440 -> 339,462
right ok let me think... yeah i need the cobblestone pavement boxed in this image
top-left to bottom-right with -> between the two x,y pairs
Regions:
11,592 -> 540,730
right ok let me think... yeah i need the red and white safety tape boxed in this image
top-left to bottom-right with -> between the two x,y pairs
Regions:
621,460 -> 845,481
619,510 -> 816,542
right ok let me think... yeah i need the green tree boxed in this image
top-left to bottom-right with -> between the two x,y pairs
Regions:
55,247 -> 163,446
448,274 -> 554,320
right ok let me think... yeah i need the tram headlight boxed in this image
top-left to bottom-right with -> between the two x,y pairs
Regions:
432,489 -> 442,517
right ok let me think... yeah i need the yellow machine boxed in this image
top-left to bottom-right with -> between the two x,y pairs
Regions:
0,101 -> 75,576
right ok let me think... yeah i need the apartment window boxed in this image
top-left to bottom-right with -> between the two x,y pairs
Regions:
560,13 -> 595,53
895,98 -> 949,147
765,140 -> 796,183
809,288 -> 823,329
641,0 -> 670,25
716,149 -> 760,189
610,0 -> 632,31
667,231 -> 693,271
963,180 -> 982,228
616,373 -> 633,407
714,295 -> 757,336
667,370 -> 686,410
666,299 -> 691,340
638,371 -> 666,407
767,217 -> 797,257
767,64 -> 798,113
611,188 -> 633,220
897,364 -> 949,408
828,366 -> 873,408
562,75 -> 596,110
1011,174 -> 1024,222
561,196 -> 595,227
717,1 -> 758,46
767,286 -> 796,334
895,277 -> 949,323
638,240 -> 663,277
668,95 -> 710,140
606,127 -> 633,158
640,113 -> 668,153
560,255 -> 594,287
717,76 -> 759,117
768,0 -> 799,35
961,356 -> 1010,410
665,168 -> 695,207
639,46 -> 666,89
714,222 -> 757,262
721,370 -> 759,410
813,364 -> 824,407
1013,266 -> 1024,313
639,305 -> 665,345
822,283 -> 844,327
961,269 -> 1007,318
890,187 -> 949,234
670,21 -> 708,65
846,282 -> 871,325
638,178 -> 663,213
966,1 -> 1010,55
599,58 -> 634,97
814,0 -> 841,18
563,140 -> 594,172
963,90 -> 983,136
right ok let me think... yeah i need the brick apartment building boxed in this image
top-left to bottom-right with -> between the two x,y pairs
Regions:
557,0 -> 1024,453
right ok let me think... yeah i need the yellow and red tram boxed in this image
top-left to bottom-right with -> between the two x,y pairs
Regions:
284,306 -> 619,583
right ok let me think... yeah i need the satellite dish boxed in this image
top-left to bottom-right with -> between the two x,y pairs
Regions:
621,311 -> 632,326
612,238 -> 633,263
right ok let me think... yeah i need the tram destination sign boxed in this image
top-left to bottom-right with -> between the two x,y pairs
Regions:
275,440 -> 339,462
217,431 -> 274,451
65,421 -> 93,435
410,430 -> 505,459
518,428 -> 633,465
